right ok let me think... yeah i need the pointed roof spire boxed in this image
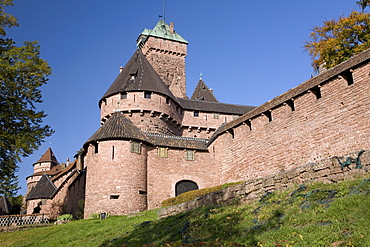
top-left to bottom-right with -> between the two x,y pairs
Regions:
191,79 -> 218,102
100,50 -> 179,105
26,174 -> 57,200
34,147 -> 58,166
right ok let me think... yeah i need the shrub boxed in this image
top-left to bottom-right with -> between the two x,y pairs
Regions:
162,181 -> 244,207
57,214 -> 73,221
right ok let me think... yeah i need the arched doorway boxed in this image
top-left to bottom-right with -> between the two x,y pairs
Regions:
175,180 -> 199,196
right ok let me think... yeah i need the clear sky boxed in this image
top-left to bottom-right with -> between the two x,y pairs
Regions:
6,0 -> 358,196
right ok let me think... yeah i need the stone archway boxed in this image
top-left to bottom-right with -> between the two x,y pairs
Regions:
175,180 -> 199,196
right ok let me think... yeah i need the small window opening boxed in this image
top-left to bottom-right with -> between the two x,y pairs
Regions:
41,199 -> 47,205
112,146 -> 115,160
166,97 -> 170,104
139,190 -> 147,195
233,115 -> 239,120
228,128 -> 234,138
311,86 -> 321,99
193,111 -> 199,117
110,195 -> 119,199
144,92 -> 151,99
245,120 -> 252,131
213,113 -> 219,119
131,141 -> 141,154
94,143 -> 99,154
121,93 -> 127,99
185,150 -> 195,161
286,99 -> 295,112
342,70 -> 354,86
264,111 -> 272,122
158,147 -> 168,158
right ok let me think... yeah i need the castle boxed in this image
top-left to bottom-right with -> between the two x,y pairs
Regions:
25,19 -> 370,218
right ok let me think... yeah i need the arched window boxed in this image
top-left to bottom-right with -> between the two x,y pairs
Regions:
175,180 -> 199,196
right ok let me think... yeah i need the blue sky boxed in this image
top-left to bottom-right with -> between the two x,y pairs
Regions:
6,0 -> 357,195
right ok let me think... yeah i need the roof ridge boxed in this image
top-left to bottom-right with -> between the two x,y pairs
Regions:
145,133 -> 208,142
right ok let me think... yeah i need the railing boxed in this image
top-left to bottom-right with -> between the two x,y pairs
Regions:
0,213 -> 50,227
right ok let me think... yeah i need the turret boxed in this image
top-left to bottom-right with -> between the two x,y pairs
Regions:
137,19 -> 188,98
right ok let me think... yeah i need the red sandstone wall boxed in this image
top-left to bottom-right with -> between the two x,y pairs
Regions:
181,110 -> 240,139
141,37 -> 187,98
146,147 -> 219,209
101,92 -> 183,135
211,63 -> 370,184
84,140 -> 148,218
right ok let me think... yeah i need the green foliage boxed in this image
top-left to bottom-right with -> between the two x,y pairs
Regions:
8,194 -> 23,214
57,214 -> 73,221
305,10 -> 370,69
357,0 -> 370,11
0,0 -> 53,196
161,181 -> 244,207
0,176 -> 370,246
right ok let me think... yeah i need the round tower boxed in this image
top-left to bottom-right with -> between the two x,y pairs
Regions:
83,112 -> 149,217
99,50 -> 183,136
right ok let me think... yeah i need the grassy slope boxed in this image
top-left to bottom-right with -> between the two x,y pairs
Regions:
1,175 -> 370,247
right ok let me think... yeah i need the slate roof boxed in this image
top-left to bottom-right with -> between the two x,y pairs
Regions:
177,98 -> 255,115
100,49 -> 179,106
137,19 -> 188,47
86,112 -> 149,144
146,133 -> 208,151
26,174 -> 57,200
207,48 -> 370,145
191,79 -> 218,102
34,147 -> 58,165
0,196 -> 12,215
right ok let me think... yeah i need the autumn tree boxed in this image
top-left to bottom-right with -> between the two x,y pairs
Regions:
305,4 -> 370,70
0,0 -> 53,196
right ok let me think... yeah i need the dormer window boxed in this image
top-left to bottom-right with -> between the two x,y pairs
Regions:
144,92 -> 151,99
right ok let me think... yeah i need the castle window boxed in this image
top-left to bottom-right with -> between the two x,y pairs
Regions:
185,150 -> 195,161
41,199 -> 47,205
264,111 -> 272,122
213,113 -> 219,119
311,86 -> 321,99
110,195 -> 119,199
121,93 -> 127,99
166,97 -> 170,104
112,146 -> 115,160
233,115 -> 239,120
342,70 -> 354,86
94,143 -> 99,154
286,99 -> 295,112
144,92 -> 151,99
158,147 -> 168,158
193,111 -> 199,117
131,141 -> 141,154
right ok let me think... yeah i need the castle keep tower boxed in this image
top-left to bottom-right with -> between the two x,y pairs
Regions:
137,19 -> 188,98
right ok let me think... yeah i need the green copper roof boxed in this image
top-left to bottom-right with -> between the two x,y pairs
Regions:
137,19 -> 188,45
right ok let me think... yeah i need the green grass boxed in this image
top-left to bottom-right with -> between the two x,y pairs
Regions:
1,176 -> 370,246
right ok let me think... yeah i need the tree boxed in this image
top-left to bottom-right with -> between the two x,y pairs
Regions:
0,0 -> 53,196
356,0 -> 370,11
305,10 -> 370,70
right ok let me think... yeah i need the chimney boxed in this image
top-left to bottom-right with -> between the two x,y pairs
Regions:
170,22 -> 175,34
119,66 -> 123,73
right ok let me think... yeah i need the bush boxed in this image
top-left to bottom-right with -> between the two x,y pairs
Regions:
57,214 -> 73,221
162,181 -> 244,207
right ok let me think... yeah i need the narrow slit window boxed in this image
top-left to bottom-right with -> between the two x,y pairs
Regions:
112,146 -> 115,160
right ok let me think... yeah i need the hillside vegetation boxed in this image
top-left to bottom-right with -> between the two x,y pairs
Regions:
1,174 -> 370,246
